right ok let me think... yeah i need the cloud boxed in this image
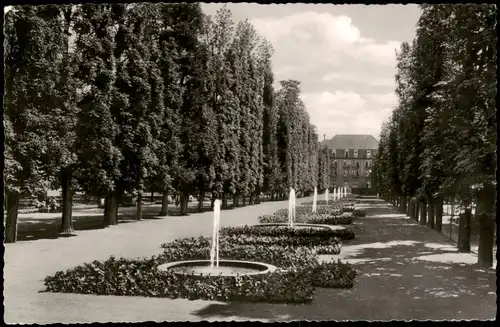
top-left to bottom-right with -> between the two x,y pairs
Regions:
322,72 -> 395,87
301,91 -> 396,140
251,11 -> 401,69
251,10 -> 403,139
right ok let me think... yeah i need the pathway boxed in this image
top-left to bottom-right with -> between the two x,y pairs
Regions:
3,196 -> 496,323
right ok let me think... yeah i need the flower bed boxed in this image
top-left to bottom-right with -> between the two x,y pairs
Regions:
258,213 -> 354,226
353,209 -> 366,217
43,255 -> 315,303
161,236 -> 342,258
220,225 -> 355,241
43,239 -> 357,303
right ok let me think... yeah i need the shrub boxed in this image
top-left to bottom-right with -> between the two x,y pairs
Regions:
43,255 -> 316,303
159,237 -> 355,289
161,237 -> 322,267
353,209 -> 366,217
220,225 -> 353,241
312,260 -> 357,288
258,212 -> 354,226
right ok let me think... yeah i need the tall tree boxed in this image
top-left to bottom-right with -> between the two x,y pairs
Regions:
73,3 -> 125,226
4,6 -> 65,242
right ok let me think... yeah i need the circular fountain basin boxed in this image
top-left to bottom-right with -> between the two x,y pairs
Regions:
254,223 -> 346,231
157,260 -> 277,278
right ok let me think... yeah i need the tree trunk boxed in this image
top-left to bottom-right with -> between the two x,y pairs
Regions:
476,183 -> 495,267
427,197 -> 435,229
249,193 -> 254,205
401,196 -> 408,214
136,192 -> 142,220
222,192 -> 228,209
5,191 -> 20,243
255,187 -> 261,204
159,191 -> 169,216
197,189 -> 204,212
104,192 -> 119,226
457,208 -> 471,253
406,196 -> 411,215
415,201 -> 420,221
419,201 -> 427,225
60,170 -> 75,235
434,196 -> 443,232
150,191 -> 154,203
180,192 -> 189,216
234,194 -> 239,207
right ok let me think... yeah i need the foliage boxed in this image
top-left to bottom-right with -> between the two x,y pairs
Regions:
43,255 -> 315,303
44,237 -> 358,302
258,213 -> 355,227
372,4 -> 496,266
220,224 -> 354,240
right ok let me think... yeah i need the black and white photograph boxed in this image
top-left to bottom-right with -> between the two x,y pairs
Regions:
3,1 -> 497,323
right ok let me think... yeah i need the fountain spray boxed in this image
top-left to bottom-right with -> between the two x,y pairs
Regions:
312,187 -> 318,213
325,188 -> 329,205
288,188 -> 296,227
210,199 -> 221,268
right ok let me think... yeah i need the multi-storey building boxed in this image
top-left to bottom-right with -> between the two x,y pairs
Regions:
321,134 -> 379,190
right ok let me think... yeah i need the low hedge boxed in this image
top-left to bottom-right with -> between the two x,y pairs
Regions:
312,260 -> 357,288
220,225 -> 355,241
353,209 -> 366,217
160,237 -> 321,267
258,213 -> 354,226
43,255 -> 316,303
44,240 -> 357,303
160,237 -> 355,287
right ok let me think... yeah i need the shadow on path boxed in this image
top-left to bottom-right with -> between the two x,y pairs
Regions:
192,197 -> 497,321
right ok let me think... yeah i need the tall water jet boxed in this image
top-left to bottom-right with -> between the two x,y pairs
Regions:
312,187 -> 318,213
288,188 -> 296,227
325,188 -> 329,205
210,199 -> 221,268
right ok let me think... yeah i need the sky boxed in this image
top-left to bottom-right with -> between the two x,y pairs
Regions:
202,3 -> 422,141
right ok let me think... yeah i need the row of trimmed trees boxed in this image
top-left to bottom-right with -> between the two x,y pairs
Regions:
372,4 -> 496,267
4,3 -> 321,243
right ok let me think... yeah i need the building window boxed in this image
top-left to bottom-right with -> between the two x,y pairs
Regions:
353,181 -> 358,188
333,160 -> 337,167
345,149 -> 349,158
356,170 -> 359,177
353,149 -> 358,158
367,150 -> 371,158
356,162 -> 360,168
367,181 -> 371,188
344,170 -> 348,177
366,160 -> 371,168
331,150 -> 336,158
365,171 -> 370,177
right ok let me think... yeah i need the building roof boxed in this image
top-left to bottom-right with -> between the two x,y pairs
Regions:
323,134 -> 379,150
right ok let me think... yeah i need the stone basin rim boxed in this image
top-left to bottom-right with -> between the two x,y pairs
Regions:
157,259 -> 278,277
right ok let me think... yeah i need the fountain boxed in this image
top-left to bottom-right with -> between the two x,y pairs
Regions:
288,188 -> 296,227
312,187 -> 317,213
333,188 -> 337,201
325,188 -> 329,205
158,199 -> 277,277
253,187 -> 345,231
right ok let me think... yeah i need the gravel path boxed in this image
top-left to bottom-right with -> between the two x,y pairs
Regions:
4,196 -> 496,323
